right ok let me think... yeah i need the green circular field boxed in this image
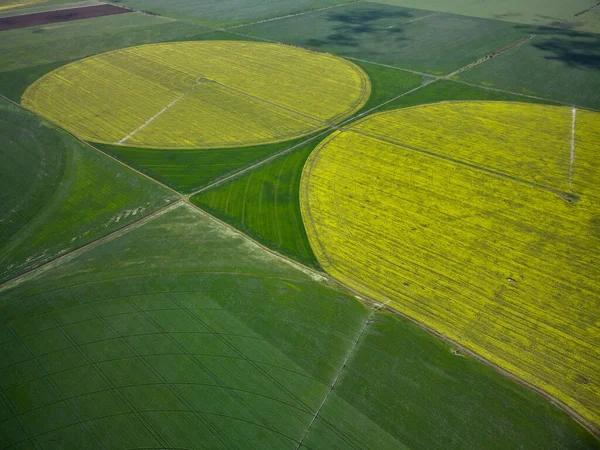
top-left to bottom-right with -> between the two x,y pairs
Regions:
22,41 -> 371,149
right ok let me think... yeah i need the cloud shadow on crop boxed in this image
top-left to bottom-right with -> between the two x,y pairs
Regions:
303,6 -> 413,50
518,25 -> 600,70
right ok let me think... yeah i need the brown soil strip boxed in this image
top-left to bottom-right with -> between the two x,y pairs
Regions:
445,34 -> 536,78
0,4 -> 132,31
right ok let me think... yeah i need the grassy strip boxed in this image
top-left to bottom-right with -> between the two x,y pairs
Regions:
96,136 -> 312,194
191,139 -> 320,268
379,78 -> 558,111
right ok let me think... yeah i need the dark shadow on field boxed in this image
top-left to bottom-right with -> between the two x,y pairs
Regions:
519,25 -> 600,69
304,5 -> 412,49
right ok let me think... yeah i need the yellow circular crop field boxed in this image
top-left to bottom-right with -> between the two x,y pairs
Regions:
22,41 -> 370,149
301,101 -> 600,428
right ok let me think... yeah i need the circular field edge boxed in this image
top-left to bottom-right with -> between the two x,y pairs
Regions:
21,41 -> 372,150
298,100 -> 600,434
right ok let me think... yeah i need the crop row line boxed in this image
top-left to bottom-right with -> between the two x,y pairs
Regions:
569,108 -> 577,192
296,299 -> 388,448
0,199 -> 183,291
117,80 -> 203,144
223,0 -> 360,30
444,34 -> 537,78
344,127 -> 575,201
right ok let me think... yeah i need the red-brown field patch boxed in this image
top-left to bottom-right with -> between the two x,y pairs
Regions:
0,4 -> 131,30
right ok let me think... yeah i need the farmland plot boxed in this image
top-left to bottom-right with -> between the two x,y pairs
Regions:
237,2 -> 531,75
0,12 -> 208,72
371,0 -> 600,32
0,99 -> 176,283
22,41 -> 369,148
301,102 -> 600,430
106,0 -> 355,27
192,139 -> 322,268
0,203 -> 597,449
457,28 -> 600,110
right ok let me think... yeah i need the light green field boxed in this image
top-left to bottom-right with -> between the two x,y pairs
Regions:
0,99 -> 177,283
0,0 -> 98,17
457,28 -> 600,110
106,0 -> 355,27
237,2 -> 531,75
0,12 -> 209,72
0,203 -> 597,449
371,0 -> 600,32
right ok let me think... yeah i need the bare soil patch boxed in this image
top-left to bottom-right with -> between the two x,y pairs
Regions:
0,4 -> 131,31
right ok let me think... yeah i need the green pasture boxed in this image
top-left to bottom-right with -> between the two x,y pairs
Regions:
303,309 -> 600,449
0,204 -> 598,448
105,0 -> 355,27
457,27 -> 600,110
0,99 -> 176,283
237,2 -> 530,74
0,12 -> 209,72
191,139 -> 320,268
371,0 -> 600,32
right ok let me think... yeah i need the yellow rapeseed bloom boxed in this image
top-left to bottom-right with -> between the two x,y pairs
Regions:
22,41 -> 370,148
301,102 -> 600,429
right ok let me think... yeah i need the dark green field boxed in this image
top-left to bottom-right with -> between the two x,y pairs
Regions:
106,0 -> 355,27
379,78 -> 559,111
0,12 -> 208,72
1,204 -> 597,449
192,139 -> 320,268
237,2 -> 531,74
457,27 -> 600,110
96,137 -> 310,194
0,99 -> 176,283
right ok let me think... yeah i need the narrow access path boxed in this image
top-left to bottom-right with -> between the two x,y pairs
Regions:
569,107 -> 577,192
296,300 -> 389,448
224,1 -> 360,30
0,200 -> 183,291
444,34 -> 536,78
117,81 -> 203,144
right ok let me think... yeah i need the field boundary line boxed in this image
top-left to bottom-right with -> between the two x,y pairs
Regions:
342,127 -> 573,200
574,1 -> 600,17
224,0 -> 360,30
569,107 -> 577,191
206,79 -> 326,125
187,202 -> 600,439
188,79 -> 435,199
337,78 -> 437,127
1,95 -> 183,198
222,29 -> 600,112
117,81 -> 202,144
388,11 -> 439,28
186,130 -> 332,198
296,300 -> 389,448
0,200 -> 183,292
0,0 -> 108,18
444,34 -> 536,78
